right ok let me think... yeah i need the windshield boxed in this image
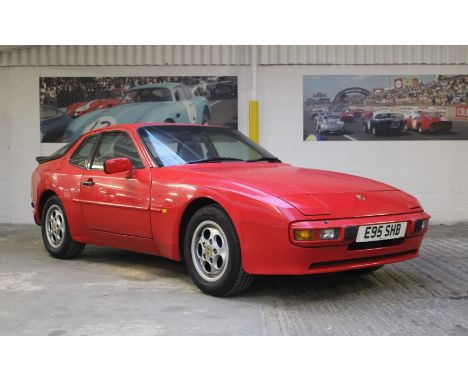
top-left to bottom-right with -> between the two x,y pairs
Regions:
375,113 -> 396,119
120,88 -> 172,104
139,125 -> 278,167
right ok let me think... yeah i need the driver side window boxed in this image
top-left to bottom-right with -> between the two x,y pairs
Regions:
90,132 -> 144,170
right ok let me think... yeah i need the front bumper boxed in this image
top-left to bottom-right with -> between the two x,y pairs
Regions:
429,121 -> 452,132
375,121 -> 405,131
241,211 -> 430,275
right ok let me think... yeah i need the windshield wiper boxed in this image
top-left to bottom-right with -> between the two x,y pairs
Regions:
188,157 -> 245,164
247,157 -> 281,163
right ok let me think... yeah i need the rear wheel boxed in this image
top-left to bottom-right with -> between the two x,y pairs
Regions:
183,205 -> 254,296
41,195 -> 85,259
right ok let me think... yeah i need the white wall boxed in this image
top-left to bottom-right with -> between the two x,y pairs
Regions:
258,65 -> 468,224
0,65 -> 250,224
1,63 -> 467,224
0,67 -> 12,223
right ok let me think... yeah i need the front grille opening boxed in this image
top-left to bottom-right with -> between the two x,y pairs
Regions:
309,249 -> 417,271
348,238 -> 405,251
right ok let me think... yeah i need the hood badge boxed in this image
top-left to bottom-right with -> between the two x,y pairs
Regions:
355,194 -> 366,201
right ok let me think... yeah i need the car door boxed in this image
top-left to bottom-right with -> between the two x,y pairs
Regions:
79,131 -> 152,238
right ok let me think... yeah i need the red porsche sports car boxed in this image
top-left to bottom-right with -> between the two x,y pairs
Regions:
406,111 -> 452,134
31,123 -> 430,296
66,90 -> 123,118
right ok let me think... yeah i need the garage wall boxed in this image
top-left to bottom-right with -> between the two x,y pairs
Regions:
258,65 -> 468,224
0,65 -> 250,224
0,67 -> 12,223
0,45 -> 467,225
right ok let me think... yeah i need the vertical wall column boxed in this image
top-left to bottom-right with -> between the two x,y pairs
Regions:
249,45 -> 259,143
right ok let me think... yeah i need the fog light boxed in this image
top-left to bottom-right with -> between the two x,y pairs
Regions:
414,219 -> 429,232
294,229 -> 316,241
320,228 -> 340,240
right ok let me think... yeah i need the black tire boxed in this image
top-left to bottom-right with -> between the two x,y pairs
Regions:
41,195 -> 85,259
183,205 -> 254,297
348,265 -> 383,276
202,107 -> 210,124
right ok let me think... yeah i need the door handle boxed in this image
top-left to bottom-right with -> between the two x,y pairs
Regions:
82,179 -> 95,187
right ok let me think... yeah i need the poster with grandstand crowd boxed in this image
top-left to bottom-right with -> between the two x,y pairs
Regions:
39,76 -> 238,143
303,75 -> 468,141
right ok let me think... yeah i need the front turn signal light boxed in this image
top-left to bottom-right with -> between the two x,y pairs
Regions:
294,229 -> 317,241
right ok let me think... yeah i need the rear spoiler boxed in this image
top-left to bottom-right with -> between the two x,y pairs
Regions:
36,154 -> 63,164
35,139 -> 77,164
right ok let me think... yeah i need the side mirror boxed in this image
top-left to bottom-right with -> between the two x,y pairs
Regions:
104,157 -> 133,175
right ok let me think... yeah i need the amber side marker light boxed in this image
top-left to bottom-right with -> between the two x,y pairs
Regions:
293,228 -> 340,241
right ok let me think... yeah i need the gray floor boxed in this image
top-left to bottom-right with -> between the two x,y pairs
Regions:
0,223 -> 467,335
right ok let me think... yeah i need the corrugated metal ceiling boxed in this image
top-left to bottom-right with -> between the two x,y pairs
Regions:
0,45 -> 466,66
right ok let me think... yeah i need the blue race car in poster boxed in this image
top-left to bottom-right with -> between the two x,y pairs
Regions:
62,83 -> 211,142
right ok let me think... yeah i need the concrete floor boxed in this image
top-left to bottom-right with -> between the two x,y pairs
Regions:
0,223 -> 467,335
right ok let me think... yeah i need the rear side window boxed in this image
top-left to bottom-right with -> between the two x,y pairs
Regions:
69,135 -> 99,168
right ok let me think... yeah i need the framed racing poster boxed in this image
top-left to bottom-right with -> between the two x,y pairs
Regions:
39,76 -> 238,143
303,75 -> 468,141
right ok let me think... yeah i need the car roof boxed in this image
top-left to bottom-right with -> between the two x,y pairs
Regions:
374,110 -> 395,114
79,123 -> 227,137
128,83 -> 182,91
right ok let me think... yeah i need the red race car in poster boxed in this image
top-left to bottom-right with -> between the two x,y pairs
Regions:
339,110 -> 354,122
31,123 -> 430,296
66,89 -> 123,118
406,111 -> 453,134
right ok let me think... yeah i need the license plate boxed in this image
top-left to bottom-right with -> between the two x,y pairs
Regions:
356,222 -> 407,242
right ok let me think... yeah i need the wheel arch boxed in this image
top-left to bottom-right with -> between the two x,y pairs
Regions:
38,189 -> 58,222
178,197 -> 220,262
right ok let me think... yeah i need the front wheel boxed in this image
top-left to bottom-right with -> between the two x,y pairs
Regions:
41,195 -> 85,259
183,205 -> 254,296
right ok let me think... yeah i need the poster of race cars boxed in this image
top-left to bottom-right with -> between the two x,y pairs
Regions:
303,75 -> 468,141
39,76 -> 238,143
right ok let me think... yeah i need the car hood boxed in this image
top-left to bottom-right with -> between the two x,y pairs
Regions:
184,163 -> 421,218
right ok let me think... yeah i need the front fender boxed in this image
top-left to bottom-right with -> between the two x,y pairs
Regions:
148,169 -> 297,268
